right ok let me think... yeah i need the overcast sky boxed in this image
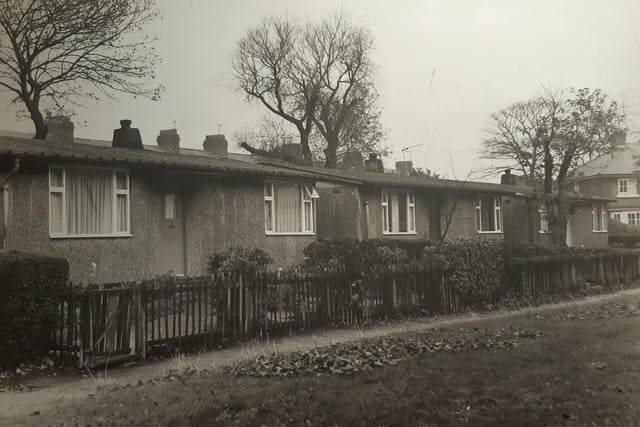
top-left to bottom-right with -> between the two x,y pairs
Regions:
1,0 -> 639,181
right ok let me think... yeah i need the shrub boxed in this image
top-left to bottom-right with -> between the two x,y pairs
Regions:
424,238 -> 505,306
608,218 -> 640,236
207,246 -> 273,274
0,250 -> 69,368
302,238 -> 431,272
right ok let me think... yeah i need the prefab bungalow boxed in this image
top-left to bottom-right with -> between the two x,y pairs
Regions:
269,159 -> 612,249
0,123 -> 325,284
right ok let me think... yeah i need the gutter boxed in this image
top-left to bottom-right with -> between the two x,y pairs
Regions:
1,157 -> 20,249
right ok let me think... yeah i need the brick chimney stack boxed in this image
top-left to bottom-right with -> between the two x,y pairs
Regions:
112,119 -> 143,150
364,153 -> 384,173
46,115 -> 74,144
395,161 -> 414,175
342,150 -> 364,170
157,129 -> 180,152
203,134 -> 228,158
500,168 -> 517,185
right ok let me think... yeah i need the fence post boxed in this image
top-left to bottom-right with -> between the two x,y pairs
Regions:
392,275 -> 398,315
136,284 -> 146,360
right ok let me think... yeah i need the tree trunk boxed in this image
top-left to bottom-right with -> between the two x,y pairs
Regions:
323,133 -> 339,168
24,96 -> 47,139
543,140 -> 553,194
299,131 -> 313,166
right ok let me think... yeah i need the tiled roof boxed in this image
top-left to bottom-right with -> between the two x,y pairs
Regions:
0,136 -> 325,180
575,144 -> 640,178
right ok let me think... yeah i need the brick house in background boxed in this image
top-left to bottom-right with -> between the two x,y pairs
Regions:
575,144 -> 640,226
0,120 -> 325,284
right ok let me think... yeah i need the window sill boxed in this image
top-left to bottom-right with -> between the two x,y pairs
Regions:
50,233 -> 133,239
382,232 -> 418,236
538,231 -> 551,234
617,194 -> 639,198
592,230 -> 608,233
265,232 -> 316,236
477,231 -> 503,234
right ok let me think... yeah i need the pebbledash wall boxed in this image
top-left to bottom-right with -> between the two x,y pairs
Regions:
7,164 -> 162,283
185,177 -> 315,274
5,162 -> 315,284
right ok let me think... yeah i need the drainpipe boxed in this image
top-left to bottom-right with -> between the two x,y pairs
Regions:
1,157 -> 20,249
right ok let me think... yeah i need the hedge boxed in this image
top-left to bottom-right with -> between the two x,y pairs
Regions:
0,250 -> 69,368
424,238 -> 505,306
302,238 -> 432,271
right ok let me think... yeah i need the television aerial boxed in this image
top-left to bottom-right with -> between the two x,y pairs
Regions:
401,143 -> 424,161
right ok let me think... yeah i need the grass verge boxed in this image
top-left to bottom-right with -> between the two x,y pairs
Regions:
15,297 -> 640,426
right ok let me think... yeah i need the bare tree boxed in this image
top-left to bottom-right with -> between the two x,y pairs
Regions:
232,16 -> 317,165
0,0 -> 162,139
555,88 -> 627,194
310,91 -> 387,165
482,86 -> 626,245
481,88 -> 562,189
232,12 -> 383,167
233,116 -> 303,164
307,11 -> 378,167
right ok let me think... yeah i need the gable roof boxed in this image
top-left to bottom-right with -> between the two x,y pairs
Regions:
575,144 -> 640,179
0,136 -> 325,181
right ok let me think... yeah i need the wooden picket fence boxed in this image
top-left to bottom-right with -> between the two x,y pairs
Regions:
50,251 -> 640,368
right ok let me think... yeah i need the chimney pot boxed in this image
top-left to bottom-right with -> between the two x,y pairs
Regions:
203,134 -> 228,158
112,119 -> 143,149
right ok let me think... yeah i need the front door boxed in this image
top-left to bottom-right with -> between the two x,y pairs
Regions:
160,191 -> 186,275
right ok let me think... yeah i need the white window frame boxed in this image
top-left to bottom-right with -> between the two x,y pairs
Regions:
592,204 -> 608,232
476,196 -> 502,233
617,178 -> 638,198
264,181 -> 318,235
49,166 -> 131,238
538,208 -> 550,234
612,212 -> 622,222
381,189 -> 417,235
627,212 -> 640,226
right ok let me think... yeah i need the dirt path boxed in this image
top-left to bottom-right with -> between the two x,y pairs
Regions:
2,287 -> 640,422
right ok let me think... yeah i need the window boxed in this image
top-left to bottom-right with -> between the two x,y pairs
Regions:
264,182 -> 318,234
628,212 -> 640,226
164,193 -> 176,219
539,209 -> 550,234
617,178 -> 637,197
381,189 -> 416,234
612,213 -> 621,222
49,166 -> 130,237
476,196 -> 502,233
592,204 -> 607,232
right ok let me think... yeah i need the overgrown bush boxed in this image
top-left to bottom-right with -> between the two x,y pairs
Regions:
302,238 -> 430,272
424,238 -> 505,306
207,246 -> 273,274
0,250 -> 69,368
608,218 -> 640,235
